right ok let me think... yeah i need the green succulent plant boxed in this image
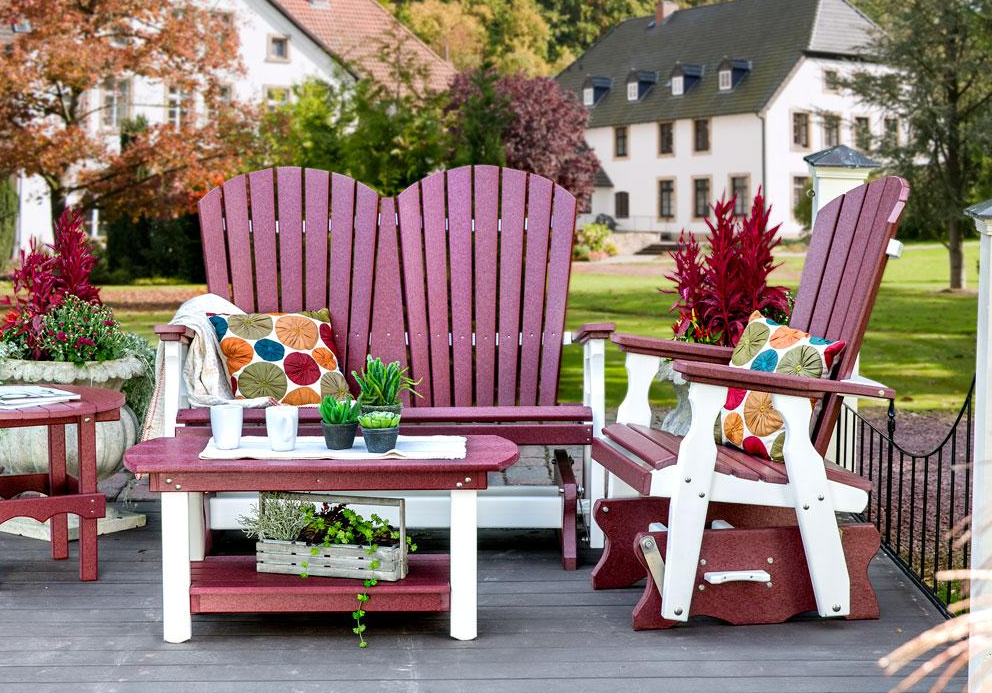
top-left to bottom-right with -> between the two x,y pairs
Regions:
352,355 -> 422,406
358,411 -> 400,429
319,395 -> 360,425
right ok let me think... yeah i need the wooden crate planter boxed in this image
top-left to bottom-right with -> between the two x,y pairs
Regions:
254,493 -> 408,582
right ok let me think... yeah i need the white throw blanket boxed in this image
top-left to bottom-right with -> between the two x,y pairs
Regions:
141,293 -> 271,441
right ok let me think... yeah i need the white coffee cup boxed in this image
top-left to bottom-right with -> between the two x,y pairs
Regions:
266,406 -> 298,452
210,404 -> 243,450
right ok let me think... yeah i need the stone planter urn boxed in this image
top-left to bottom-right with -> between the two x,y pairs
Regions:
0,356 -> 144,481
657,359 -> 691,436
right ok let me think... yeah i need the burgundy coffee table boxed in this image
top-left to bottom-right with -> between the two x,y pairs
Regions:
124,430 -> 519,643
0,385 -> 123,581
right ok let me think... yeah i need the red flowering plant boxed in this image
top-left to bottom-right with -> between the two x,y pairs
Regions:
665,190 -> 791,347
0,208 -> 108,359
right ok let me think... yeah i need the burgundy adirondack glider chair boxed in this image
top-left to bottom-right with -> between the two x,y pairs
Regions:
590,176 -> 909,628
154,165 -> 614,569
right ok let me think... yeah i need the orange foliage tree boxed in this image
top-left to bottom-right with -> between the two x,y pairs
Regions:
0,0 -> 255,223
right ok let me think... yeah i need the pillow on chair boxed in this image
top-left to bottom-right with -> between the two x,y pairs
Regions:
714,311 -> 845,461
209,309 -> 349,405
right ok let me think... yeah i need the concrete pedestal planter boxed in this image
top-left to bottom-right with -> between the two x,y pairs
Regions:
0,355 -> 144,481
657,359 -> 691,436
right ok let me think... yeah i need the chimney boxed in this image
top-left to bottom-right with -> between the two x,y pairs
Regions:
655,1 -> 679,24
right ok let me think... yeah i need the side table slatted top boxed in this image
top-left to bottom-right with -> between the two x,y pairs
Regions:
0,386 -> 124,426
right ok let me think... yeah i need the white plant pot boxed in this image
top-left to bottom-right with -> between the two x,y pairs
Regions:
0,356 -> 144,481
657,359 -> 692,436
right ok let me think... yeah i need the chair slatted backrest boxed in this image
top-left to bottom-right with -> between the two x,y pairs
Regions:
787,176 -> 909,455
197,165 -> 578,407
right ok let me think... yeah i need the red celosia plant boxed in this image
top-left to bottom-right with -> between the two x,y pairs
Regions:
665,190 -> 790,347
1,208 -> 102,358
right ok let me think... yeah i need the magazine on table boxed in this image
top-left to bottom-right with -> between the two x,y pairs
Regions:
0,385 -> 80,409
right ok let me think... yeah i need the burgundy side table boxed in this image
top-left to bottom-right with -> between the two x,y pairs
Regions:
0,385 -> 123,581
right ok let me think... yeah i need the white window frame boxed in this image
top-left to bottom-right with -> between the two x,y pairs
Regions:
718,70 -> 732,91
582,87 -> 594,106
626,82 -> 639,101
101,78 -> 131,130
267,34 -> 290,62
166,87 -> 188,128
671,75 -> 684,96
265,85 -> 289,108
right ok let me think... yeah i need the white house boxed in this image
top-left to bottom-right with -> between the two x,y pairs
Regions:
9,0 -> 454,251
556,0 -> 899,242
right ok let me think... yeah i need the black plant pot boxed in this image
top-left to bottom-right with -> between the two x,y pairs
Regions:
362,426 -> 400,454
360,402 -> 403,417
321,422 -> 358,450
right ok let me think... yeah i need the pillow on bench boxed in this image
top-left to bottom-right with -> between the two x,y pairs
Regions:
713,311 -> 845,461
209,309 -> 348,405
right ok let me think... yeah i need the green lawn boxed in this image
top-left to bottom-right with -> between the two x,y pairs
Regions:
62,242 -> 977,414
561,242 -> 979,411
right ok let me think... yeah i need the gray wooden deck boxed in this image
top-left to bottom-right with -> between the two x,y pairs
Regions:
0,502 -> 961,693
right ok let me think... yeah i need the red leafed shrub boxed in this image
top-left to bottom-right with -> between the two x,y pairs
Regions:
665,190 -> 790,347
1,208 -> 102,358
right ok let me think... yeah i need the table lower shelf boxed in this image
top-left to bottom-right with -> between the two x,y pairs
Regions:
190,554 -> 451,614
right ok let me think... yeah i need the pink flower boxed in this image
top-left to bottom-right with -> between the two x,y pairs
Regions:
56,331 -> 67,342
76,336 -> 95,347
103,320 -> 114,326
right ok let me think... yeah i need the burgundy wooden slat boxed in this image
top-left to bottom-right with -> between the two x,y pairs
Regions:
538,184 -> 577,405
496,169 -> 527,405
805,184 -> 866,337
421,171 -> 452,406
472,165 -> 500,406
397,182 -> 432,407
276,167 -> 305,311
789,194 -> 842,332
247,170 -> 279,313
603,424 -> 677,469
397,423 -> 591,445
720,447 -> 789,484
518,174 -> 553,406
304,168 -> 330,311
591,438 -> 652,495
198,187 -> 231,301
329,174 -> 357,371
346,183 -> 380,382
626,424 -> 748,479
220,175 -> 255,311
368,198 -> 409,392
447,166 -> 474,407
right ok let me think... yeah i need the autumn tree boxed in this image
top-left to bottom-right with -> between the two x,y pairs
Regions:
448,70 -> 598,206
843,0 -> 992,289
0,0 -> 253,224
405,0 -> 488,70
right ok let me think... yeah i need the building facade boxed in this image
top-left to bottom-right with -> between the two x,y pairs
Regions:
10,0 -> 454,251
557,0 -> 897,240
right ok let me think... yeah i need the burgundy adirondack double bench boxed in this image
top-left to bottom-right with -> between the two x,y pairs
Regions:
155,165 -> 614,568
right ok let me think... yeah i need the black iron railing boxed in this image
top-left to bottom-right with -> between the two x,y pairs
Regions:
833,378 -> 976,617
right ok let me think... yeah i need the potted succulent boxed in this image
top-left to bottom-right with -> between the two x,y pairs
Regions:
352,355 -> 422,416
359,411 -> 400,454
318,395 -> 360,450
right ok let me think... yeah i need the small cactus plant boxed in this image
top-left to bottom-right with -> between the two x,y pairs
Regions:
358,411 -> 400,429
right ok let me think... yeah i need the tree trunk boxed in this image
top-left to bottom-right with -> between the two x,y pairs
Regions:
49,188 -> 67,226
948,215 -> 965,290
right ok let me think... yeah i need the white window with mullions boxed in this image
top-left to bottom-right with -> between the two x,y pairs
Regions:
730,175 -> 749,216
101,77 -> 131,130
658,179 -> 675,219
166,87 -> 189,128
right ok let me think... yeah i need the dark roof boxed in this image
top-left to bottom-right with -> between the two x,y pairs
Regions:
556,0 -> 878,127
594,168 -> 614,187
804,144 -> 880,168
965,200 -> 992,221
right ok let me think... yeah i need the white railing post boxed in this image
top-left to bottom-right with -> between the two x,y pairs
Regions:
965,199 -> 992,692
805,145 -> 882,469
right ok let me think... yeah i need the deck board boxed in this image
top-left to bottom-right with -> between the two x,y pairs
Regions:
0,502 -> 961,693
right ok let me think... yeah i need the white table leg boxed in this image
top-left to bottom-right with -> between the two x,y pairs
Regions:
162,491 -> 192,643
188,492 -> 205,562
449,488 -> 478,640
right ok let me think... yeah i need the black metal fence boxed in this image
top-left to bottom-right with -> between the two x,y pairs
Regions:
833,378 -> 975,617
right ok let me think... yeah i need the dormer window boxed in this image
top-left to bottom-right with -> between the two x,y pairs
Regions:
670,63 -> 702,96
581,76 -> 612,107
717,58 -> 751,92
626,70 -> 657,102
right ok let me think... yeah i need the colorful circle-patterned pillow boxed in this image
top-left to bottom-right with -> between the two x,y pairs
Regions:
714,311 -> 846,462
210,309 -> 347,405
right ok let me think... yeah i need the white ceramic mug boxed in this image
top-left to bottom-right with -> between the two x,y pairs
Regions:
266,406 -> 298,452
210,404 -> 243,450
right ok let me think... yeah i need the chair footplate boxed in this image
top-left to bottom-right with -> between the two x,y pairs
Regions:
630,523 -> 880,630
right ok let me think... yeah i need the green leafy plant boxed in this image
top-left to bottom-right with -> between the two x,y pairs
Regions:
358,411 -> 400,429
352,355 -> 422,406
35,295 -> 124,363
319,395 -> 360,425
237,494 -> 314,542
572,222 -> 618,261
